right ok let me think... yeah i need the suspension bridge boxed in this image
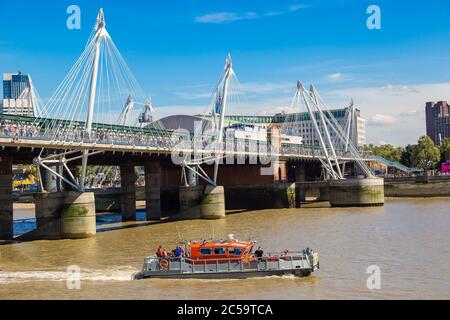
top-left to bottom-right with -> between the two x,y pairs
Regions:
0,9 -> 384,241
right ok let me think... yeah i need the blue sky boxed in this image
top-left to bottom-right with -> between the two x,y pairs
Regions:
1,0 -> 450,145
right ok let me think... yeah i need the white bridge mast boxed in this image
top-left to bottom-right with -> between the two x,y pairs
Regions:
296,81 -> 344,180
81,9 -> 108,190
213,54 -> 233,185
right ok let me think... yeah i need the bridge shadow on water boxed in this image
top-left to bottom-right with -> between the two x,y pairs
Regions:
86,209 -> 259,233
96,209 -> 169,233
2,207 -> 319,245
2,209 -> 173,244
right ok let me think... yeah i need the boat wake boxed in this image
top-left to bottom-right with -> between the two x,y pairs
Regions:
0,266 -> 138,284
142,274 -> 300,283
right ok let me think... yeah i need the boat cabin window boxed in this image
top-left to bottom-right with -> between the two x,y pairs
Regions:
200,248 -> 212,255
228,248 -> 243,256
214,248 -> 226,255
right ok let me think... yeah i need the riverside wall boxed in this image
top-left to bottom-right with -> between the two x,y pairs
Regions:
384,176 -> 450,197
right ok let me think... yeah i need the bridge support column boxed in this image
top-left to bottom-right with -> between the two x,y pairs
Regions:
144,160 -> 161,221
186,166 -> 199,187
179,186 -> 203,219
318,186 -> 330,201
178,185 -> 226,220
34,192 -> 65,239
329,178 -> 385,207
273,161 -> 287,183
120,163 -> 137,221
294,163 -> 306,207
30,191 -> 96,240
40,154 -> 62,192
200,186 -> 225,219
0,156 -> 13,240
295,163 -> 306,182
62,165 -> 78,192
61,192 -> 96,238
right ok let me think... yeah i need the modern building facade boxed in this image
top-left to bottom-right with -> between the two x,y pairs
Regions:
426,101 -> 450,145
156,106 -> 366,148
1,72 -> 36,117
225,107 -> 366,148
225,123 -> 303,145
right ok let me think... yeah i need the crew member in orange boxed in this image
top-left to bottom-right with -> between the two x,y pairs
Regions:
156,245 -> 165,258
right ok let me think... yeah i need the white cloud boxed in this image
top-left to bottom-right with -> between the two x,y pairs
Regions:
194,12 -> 257,24
289,4 -> 310,12
382,84 -> 419,93
399,109 -> 421,117
328,73 -> 343,81
240,81 -> 293,95
175,81 -> 294,101
323,82 -> 450,145
162,79 -> 450,146
156,104 -> 209,118
368,114 -> 396,126
194,4 -> 309,24
174,91 -> 213,100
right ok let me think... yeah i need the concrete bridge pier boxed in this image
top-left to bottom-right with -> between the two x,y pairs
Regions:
34,192 -> 65,239
120,163 -> 137,221
271,161 -> 296,209
61,191 -> 96,239
328,178 -> 385,207
318,186 -> 330,201
39,152 -> 63,193
144,160 -> 161,221
178,165 -> 225,219
32,191 -> 96,239
178,185 -> 226,220
294,163 -> 306,207
179,183 -> 203,219
0,156 -> 13,240
200,185 -> 225,219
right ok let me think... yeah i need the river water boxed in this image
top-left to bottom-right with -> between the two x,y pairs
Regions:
0,198 -> 449,300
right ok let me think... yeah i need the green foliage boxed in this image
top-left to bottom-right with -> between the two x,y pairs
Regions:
440,138 -> 450,162
411,135 -> 440,170
400,144 -> 414,167
364,144 -> 404,162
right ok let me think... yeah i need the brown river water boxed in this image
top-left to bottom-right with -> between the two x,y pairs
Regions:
1,198 -> 449,300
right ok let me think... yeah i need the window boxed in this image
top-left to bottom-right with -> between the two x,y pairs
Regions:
214,248 -> 226,255
200,248 -> 212,255
228,248 -> 243,256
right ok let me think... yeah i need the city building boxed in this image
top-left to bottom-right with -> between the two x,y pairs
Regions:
225,123 -> 303,145
156,106 -> 365,148
225,106 -> 366,147
426,101 -> 450,145
1,72 -> 37,117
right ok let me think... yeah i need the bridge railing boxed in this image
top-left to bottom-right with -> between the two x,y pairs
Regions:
1,117 -> 366,160
0,118 -> 176,149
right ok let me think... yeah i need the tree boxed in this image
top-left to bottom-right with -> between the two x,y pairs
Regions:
364,144 -> 404,162
400,144 -> 414,167
440,137 -> 450,163
411,135 -> 440,171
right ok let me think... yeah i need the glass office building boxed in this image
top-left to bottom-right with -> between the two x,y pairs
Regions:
1,72 -> 35,116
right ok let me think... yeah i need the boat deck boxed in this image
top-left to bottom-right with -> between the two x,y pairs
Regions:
135,252 -> 319,279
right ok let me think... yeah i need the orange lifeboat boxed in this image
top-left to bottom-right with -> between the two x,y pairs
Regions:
134,235 -> 319,280
186,239 -> 257,265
